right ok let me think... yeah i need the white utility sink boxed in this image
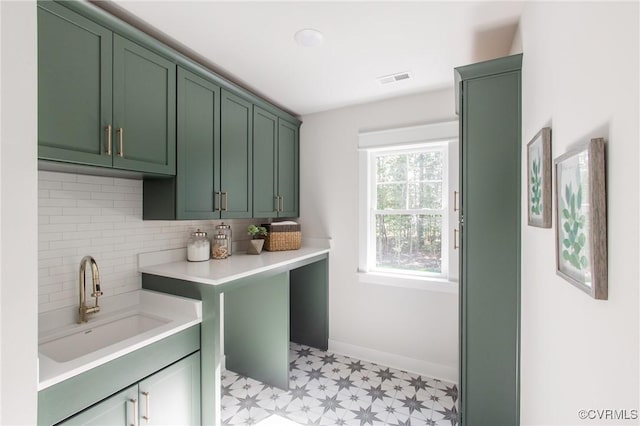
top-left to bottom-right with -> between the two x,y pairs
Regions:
38,290 -> 202,390
40,313 -> 170,363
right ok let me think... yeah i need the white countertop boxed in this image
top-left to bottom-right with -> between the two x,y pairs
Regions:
138,239 -> 331,286
38,290 -> 202,390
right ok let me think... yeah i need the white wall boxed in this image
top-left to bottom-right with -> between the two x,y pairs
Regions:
519,3 -> 639,425
300,89 -> 459,382
0,1 -> 38,424
38,171 -> 257,313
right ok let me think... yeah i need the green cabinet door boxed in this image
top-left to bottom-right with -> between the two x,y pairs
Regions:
176,67 -> 220,219
456,54 -> 522,426
252,107 -> 299,219
37,2 -> 113,168
277,119 -> 299,218
57,385 -> 138,426
253,106 -> 279,218
220,89 -> 252,218
138,352 -> 201,426
112,35 -> 176,175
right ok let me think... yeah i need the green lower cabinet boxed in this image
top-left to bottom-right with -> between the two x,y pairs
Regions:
56,385 -> 138,426
38,327 -> 200,426
56,353 -> 200,426
138,352 -> 201,426
253,106 -> 299,218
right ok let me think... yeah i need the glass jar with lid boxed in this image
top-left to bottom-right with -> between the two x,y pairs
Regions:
215,222 -> 233,255
187,229 -> 210,262
211,232 -> 229,259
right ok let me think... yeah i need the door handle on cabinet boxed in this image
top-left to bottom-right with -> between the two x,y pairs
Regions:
454,191 -> 459,212
279,195 -> 284,212
117,127 -> 124,157
222,192 -> 228,211
130,398 -> 138,426
454,228 -> 459,250
216,192 -> 222,212
141,391 -> 150,422
105,125 -> 112,156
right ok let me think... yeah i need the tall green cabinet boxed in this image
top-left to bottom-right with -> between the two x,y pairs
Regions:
455,54 -> 522,426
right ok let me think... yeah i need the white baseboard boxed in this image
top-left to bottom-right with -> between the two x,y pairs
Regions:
328,339 -> 458,384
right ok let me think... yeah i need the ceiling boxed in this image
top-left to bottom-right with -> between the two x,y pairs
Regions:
107,1 -> 523,116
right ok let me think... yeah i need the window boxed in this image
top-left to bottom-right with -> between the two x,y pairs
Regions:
358,121 -> 459,291
372,145 -> 447,276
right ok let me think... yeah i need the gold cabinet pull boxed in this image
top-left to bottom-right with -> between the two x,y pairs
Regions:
274,195 -> 279,212
454,228 -> 459,250
279,195 -> 284,212
130,398 -> 138,426
117,127 -> 124,157
142,391 -> 150,422
215,192 -> 221,212
222,192 -> 228,211
105,125 -> 112,156
454,190 -> 459,212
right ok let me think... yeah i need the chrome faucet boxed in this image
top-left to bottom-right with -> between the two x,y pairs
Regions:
78,256 -> 103,323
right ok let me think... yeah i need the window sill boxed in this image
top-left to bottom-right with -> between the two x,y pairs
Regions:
357,271 -> 458,294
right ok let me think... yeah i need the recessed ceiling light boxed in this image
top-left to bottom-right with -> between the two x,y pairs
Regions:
294,29 -> 323,47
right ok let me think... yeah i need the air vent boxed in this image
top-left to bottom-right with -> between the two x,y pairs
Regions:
377,71 -> 412,85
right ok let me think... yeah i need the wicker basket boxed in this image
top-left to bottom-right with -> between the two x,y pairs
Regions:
263,223 -> 301,251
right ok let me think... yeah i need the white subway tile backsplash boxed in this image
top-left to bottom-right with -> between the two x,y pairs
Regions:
39,207 -> 63,216
50,215 -> 91,224
62,182 -> 103,193
77,199 -> 114,208
50,190 -> 92,200
39,180 -> 63,190
39,198 -> 77,207
76,174 -> 113,185
40,171 -> 77,182
91,191 -> 127,200
38,170 -> 259,314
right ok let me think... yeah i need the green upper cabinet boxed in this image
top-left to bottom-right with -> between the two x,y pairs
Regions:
277,119 -> 299,217
253,107 -> 279,218
175,67 -> 220,220
37,2 -> 176,175
220,89 -> 253,219
112,35 -> 176,175
253,106 -> 299,218
38,2 -> 113,167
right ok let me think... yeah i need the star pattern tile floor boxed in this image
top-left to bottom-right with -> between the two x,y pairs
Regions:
221,343 -> 458,426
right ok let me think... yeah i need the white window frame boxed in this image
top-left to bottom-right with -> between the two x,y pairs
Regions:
358,121 -> 459,293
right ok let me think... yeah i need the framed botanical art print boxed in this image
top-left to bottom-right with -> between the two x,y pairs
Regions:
527,127 -> 552,227
554,138 -> 607,300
